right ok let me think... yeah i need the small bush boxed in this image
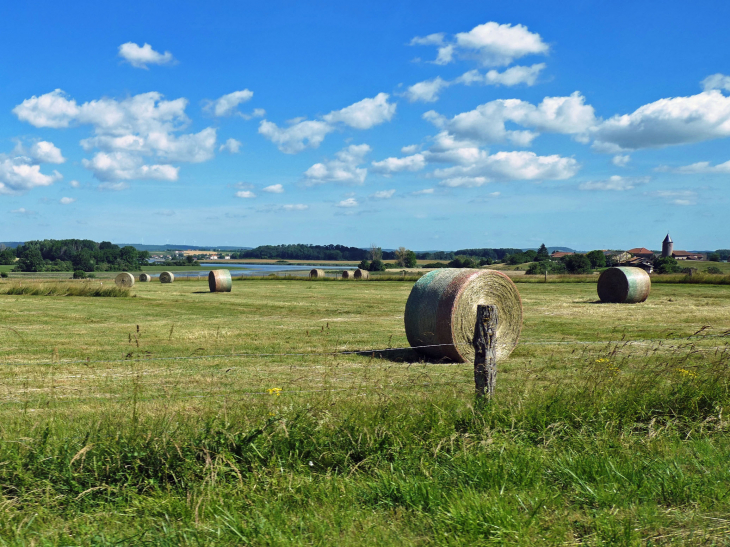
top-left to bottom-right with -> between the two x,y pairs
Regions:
73,270 -> 86,279
0,271 -> 7,278
705,266 -> 722,274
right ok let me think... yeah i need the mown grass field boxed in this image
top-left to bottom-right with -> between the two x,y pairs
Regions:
0,279 -> 729,545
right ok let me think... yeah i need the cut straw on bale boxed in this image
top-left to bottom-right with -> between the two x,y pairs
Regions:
342,271 -> 352,279
208,269 -> 232,292
354,269 -> 369,279
404,268 -> 522,363
159,271 -> 175,284
597,266 -> 651,303
114,272 -> 135,288
138,273 -> 151,282
309,269 -> 325,278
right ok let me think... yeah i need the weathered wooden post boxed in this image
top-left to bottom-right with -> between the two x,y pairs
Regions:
473,304 -> 498,398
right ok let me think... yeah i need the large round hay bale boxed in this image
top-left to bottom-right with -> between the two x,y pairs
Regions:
342,270 -> 352,279
404,268 -> 522,363
115,272 -> 135,288
354,269 -> 369,279
310,269 -> 325,278
597,267 -> 651,303
208,269 -> 232,292
138,273 -> 151,282
159,271 -> 175,284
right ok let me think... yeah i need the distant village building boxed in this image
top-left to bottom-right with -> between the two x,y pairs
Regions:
662,234 -> 673,257
672,250 -> 704,260
627,247 -> 655,260
551,251 -> 574,259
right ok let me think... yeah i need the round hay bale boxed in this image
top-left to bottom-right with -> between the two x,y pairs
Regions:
342,270 -> 352,279
208,269 -> 232,292
138,273 -> 151,282
404,268 -> 522,363
159,271 -> 175,284
115,272 -> 135,288
309,269 -> 325,278
354,269 -> 369,279
597,267 -> 651,303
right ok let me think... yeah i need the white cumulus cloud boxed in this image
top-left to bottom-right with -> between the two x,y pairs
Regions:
612,154 -> 630,167
404,77 -> 450,103
578,175 -> 649,191
439,176 -> 488,188
648,190 -> 697,206
0,155 -> 62,195
260,94 -> 395,153
204,90 -> 254,117
59,197 -> 76,204
670,160 -> 730,174
236,190 -> 256,198
118,42 -> 175,69
220,138 -> 242,153
303,144 -> 370,185
371,153 -> 426,174
323,93 -> 396,129
411,21 -> 548,67
592,90 -> 730,151
405,64 -> 545,104
262,184 -> 284,193
432,150 -> 579,182
281,204 -> 308,211
702,73 -> 730,92
425,92 -> 595,147
371,189 -> 395,199
14,90 -> 217,182
258,119 -> 333,154
17,140 -> 66,164
336,197 -> 358,207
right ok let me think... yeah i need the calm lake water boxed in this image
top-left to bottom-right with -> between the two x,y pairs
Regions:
147,263 -> 355,279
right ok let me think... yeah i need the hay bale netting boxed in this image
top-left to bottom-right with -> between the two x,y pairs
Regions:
342,270 -> 352,279
309,269 -> 326,278
159,271 -> 175,284
354,269 -> 369,279
208,269 -> 232,292
138,273 -> 152,282
597,266 -> 651,303
115,272 -> 135,288
404,268 -> 523,363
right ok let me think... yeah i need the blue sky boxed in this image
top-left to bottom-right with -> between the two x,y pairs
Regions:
2,0 -> 728,250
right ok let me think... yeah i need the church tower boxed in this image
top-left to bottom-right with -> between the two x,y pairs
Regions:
662,234 -> 673,258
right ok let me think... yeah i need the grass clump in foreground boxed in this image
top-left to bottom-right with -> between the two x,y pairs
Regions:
0,281 -> 130,297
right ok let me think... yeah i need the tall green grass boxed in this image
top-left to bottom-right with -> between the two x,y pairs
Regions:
0,282 -> 130,297
1,343 -> 729,544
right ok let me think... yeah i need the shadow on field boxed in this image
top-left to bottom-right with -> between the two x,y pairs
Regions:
356,348 -> 454,364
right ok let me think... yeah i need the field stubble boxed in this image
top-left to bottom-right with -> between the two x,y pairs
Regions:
0,280 -> 729,544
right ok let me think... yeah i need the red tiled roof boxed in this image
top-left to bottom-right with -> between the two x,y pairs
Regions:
551,251 -> 574,258
628,247 -> 653,255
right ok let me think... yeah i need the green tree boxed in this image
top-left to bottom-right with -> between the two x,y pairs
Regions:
358,259 -> 370,270
15,247 -> 45,272
562,254 -> 592,274
585,250 -> 607,269
708,252 -> 721,262
368,259 -> 385,272
653,256 -> 680,274
0,248 -> 16,265
536,244 -> 549,260
368,244 -> 382,262
404,250 -> 417,268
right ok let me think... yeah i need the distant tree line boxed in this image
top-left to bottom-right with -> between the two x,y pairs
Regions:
6,240 -> 150,272
229,244 -> 378,261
